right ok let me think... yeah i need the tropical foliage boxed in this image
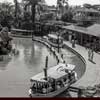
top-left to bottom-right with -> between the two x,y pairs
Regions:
61,9 -> 73,22
0,2 -> 14,30
16,0 -> 43,30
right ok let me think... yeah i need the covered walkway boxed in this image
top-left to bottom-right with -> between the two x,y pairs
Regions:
62,24 -> 100,37
62,24 -> 100,51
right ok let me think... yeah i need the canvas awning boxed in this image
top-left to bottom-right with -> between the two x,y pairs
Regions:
87,24 -> 100,37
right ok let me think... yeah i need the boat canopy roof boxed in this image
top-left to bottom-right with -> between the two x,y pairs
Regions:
31,63 -> 76,82
48,34 -> 62,40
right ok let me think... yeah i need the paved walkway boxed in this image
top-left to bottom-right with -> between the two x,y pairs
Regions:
64,41 -> 100,88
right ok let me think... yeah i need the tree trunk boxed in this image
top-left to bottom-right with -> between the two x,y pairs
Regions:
31,4 -> 36,30
14,0 -> 18,18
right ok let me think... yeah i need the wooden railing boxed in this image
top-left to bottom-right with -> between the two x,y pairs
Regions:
11,28 -> 33,36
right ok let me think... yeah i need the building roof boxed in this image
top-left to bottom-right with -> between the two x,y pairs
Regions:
75,8 -> 100,13
46,20 -> 71,26
62,25 -> 88,34
87,24 -> 100,37
48,34 -> 62,40
31,63 -> 76,82
62,24 -> 100,37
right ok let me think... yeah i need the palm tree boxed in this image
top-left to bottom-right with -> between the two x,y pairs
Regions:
14,0 -> 18,18
0,2 -> 14,30
13,0 -> 22,28
23,0 -> 42,29
56,0 -> 69,19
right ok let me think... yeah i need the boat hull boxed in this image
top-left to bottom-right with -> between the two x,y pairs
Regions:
29,80 -> 76,98
29,63 -> 77,98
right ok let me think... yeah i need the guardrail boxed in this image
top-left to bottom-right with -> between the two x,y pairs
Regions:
10,28 -> 86,68
11,28 -> 33,36
63,44 -> 86,71
32,36 -> 64,64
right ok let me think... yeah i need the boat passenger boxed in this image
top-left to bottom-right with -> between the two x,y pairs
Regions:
48,84 -> 53,92
42,87 -> 47,94
68,70 -> 72,81
72,71 -> 78,81
63,60 -> 66,64
61,78 -> 66,86
51,81 -> 56,91
62,78 -> 67,85
56,82 -> 61,89
65,69 -> 69,73
31,83 -> 36,92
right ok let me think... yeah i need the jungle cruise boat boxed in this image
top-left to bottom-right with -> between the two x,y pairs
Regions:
29,57 -> 77,97
47,34 -> 63,48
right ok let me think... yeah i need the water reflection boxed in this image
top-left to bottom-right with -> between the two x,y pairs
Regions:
0,58 -> 11,71
12,38 -> 56,72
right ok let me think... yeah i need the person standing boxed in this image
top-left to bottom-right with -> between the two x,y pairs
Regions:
69,33 -> 72,43
90,47 -> 94,62
71,34 -> 76,48
61,54 -> 63,59
72,39 -> 75,48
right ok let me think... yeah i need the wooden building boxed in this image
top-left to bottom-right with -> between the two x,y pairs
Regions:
73,8 -> 100,25
62,24 -> 100,51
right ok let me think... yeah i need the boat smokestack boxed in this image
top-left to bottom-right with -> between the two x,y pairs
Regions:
44,56 -> 48,80
45,56 -> 48,69
43,68 -> 47,80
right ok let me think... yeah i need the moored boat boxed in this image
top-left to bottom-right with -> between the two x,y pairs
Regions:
47,34 -> 63,48
29,57 -> 77,97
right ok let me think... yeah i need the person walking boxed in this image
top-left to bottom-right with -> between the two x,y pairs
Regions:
88,48 -> 91,60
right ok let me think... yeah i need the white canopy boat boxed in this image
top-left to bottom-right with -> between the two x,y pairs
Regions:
29,57 -> 77,97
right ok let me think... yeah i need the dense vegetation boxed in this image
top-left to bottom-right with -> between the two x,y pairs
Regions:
0,0 -> 99,31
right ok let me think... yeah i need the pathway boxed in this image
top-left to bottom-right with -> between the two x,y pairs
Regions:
64,41 -> 100,88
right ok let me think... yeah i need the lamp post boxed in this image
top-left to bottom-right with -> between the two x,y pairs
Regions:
57,31 -> 60,53
44,56 -> 48,80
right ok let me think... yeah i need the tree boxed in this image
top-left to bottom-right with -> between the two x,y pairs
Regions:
23,0 -> 42,29
61,9 -> 73,22
0,2 -> 14,30
14,0 -> 21,18
83,3 -> 93,9
14,0 -> 18,17
56,0 -> 69,20
13,0 -> 22,28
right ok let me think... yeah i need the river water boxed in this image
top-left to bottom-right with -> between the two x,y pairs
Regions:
0,37 -> 86,97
